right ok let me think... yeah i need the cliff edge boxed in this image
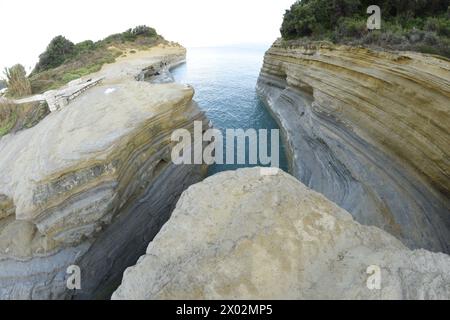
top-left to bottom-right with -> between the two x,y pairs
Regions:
113,168 -> 450,300
0,44 -> 208,299
257,40 -> 450,253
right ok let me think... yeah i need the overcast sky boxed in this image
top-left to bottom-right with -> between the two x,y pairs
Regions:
0,0 -> 294,76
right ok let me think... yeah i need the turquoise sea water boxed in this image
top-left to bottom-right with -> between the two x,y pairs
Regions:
171,46 -> 289,176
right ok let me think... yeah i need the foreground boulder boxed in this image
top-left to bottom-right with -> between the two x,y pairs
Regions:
113,168 -> 450,300
0,45 -> 207,299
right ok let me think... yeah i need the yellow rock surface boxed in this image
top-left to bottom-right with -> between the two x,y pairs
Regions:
0,45 -> 208,299
257,40 -> 450,252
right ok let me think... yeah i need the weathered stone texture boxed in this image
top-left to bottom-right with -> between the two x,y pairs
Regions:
257,40 -> 450,253
0,45 -> 207,299
113,168 -> 450,300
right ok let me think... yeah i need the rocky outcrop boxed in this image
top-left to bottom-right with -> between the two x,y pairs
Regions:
257,40 -> 450,253
112,168 -> 450,300
0,45 -> 208,299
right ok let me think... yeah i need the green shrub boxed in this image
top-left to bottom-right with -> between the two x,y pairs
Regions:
103,25 -> 159,44
379,31 -> 405,45
33,25 -> 157,74
74,40 -> 97,54
4,64 -> 32,98
131,25 -> 157,37
29,26 -> 163,93
423,31 -> 440,45
425,17 -> 450,37
34,36 -> 75,73
336,17 -> 368,38
0,101 -> 50,136
281,0 -> 450,57
0,102 -> 17,136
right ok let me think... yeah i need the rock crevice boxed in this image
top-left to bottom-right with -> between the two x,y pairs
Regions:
0,45 -> 207,299
113,168 -> 450,300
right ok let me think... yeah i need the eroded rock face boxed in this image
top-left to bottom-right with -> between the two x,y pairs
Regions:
0,45 -> 207,299
112,168 -> 450,300
257,40 -> 450,253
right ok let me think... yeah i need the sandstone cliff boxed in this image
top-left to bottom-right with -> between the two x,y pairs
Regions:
257,40 -> 450,253
0,45 -> 208,299
112,168 -> 450,300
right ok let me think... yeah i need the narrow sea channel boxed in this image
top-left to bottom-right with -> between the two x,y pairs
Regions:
171,46 -> 289,175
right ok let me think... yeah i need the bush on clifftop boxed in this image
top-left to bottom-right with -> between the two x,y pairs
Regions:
34,36 -> 76,73
3,64 -> 32,98
281,0 -> 450,57
29,25 -> 165,93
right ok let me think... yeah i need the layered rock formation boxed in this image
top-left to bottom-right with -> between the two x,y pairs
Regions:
113,168 -> 450,300
257,40 -> 450,253
0,45 -> 208,299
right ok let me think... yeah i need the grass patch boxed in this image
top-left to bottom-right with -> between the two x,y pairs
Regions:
0,103 -> 18,137
0,102 -> 50,137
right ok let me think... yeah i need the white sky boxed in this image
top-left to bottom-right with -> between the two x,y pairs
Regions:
0,0 -> 294,76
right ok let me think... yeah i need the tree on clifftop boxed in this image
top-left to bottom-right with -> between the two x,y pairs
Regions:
280,0 -> 450,57
33,36 -> 75,73
281,0 -> 450,39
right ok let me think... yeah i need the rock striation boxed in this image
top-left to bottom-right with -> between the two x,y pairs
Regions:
257,40 -> 450,253
0,44 -> 208,299
112,168 -> 450,300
